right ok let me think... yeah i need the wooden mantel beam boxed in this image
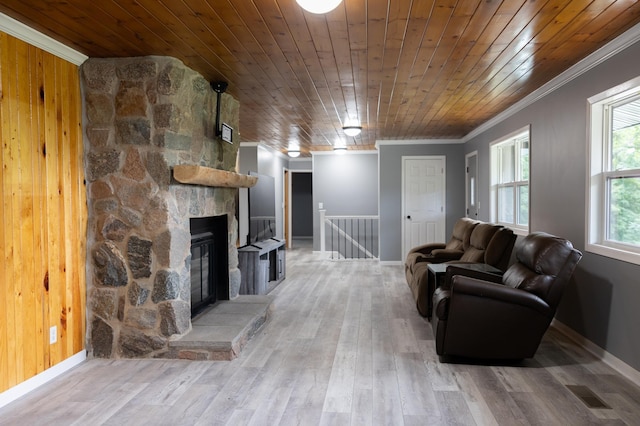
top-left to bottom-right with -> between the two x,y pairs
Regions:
173,165 -> 258,188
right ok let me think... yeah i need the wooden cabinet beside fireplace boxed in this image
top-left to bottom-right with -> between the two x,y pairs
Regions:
238,239 -> 286,295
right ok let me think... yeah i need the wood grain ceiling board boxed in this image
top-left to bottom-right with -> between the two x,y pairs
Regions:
2,0 -> 640,156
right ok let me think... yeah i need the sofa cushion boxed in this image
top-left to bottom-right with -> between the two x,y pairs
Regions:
503,232 -> 579,306
446,217 -> 478,251
458,223 -> 500,263
484,227 -> 516,271
502,263 -> 554,300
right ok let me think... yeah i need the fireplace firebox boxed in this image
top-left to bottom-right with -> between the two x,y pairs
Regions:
190,215 -> 229,317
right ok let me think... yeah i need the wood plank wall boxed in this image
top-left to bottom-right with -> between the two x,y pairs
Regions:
0,31 -> 86,394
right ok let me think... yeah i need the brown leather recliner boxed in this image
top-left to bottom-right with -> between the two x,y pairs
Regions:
405,218 -> 478,316
404,217 -> 479,283
408,221 -> 516,317
432,232 -> 582,360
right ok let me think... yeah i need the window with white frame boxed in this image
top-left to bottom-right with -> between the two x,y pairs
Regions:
588,76 -> 640,265
490,126 -> 530,233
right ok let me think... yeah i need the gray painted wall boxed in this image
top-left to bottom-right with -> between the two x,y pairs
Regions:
312,152 -> 379,250
257,147 -> 287,240
237,144 -> 286,244
378,143 -> 466,262
464,38 -> 640,371
237,145 -> 259,246
288,158 -> 313,171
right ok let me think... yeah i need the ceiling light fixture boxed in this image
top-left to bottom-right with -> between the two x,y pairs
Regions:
342,117 -> 362,137
342,125 -> 362,137
295,0 -> 342,14
333,146 -> 347,154
288,149 -> 300,158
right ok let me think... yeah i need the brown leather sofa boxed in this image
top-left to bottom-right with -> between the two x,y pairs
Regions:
432,232 -> 582,360
405,217 -> 478,283
406,219 -> 516,317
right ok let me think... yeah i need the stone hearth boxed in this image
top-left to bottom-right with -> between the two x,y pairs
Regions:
82,56 -> 244,358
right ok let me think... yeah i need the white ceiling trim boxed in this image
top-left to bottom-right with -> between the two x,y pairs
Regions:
310,150 -> 378,156
375,139 -> 463,147
0,12 -> 87,65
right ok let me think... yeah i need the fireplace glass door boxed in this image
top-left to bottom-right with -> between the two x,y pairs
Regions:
190,231 -> 216,315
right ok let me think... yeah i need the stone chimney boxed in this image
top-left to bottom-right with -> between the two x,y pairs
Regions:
82,56 -> 241,358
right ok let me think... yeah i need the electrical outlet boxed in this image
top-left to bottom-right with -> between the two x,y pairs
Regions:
50,326 -> 57,344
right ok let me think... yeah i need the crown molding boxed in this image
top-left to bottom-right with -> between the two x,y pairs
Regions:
463,21 -> 640,143
376,139 -> 463,147
311,149 -> 378,156
0,12 -> 87,65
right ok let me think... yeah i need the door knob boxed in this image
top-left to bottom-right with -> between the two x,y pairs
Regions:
406,215 -> 411,219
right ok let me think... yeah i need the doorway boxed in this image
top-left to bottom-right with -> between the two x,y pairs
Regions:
401,156 -> 446,261
285,170 -> 313,249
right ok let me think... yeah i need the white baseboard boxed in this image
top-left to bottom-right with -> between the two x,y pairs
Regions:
551,320 -> 640,387
0,350 -> 86,409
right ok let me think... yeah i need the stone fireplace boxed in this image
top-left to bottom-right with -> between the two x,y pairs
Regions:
82,56 -> 242,358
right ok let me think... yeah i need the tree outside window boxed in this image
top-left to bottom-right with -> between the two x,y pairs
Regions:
607,100 -> 640,247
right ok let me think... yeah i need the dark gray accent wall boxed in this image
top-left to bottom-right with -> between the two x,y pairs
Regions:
378,143 -> 466,262
312,152 -> 378,250
292,172 -> 313,237
465,39 -> 640,371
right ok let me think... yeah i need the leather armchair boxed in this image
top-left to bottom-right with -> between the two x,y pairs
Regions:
432,232 -> 582,360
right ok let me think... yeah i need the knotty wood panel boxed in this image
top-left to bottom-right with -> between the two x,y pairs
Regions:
0,31 -> 86,393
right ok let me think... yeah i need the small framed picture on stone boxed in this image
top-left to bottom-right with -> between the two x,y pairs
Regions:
221,123 -> 233,143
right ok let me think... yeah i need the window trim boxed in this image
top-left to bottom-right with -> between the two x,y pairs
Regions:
490,125 -> 531,236
587,75 -> 640,266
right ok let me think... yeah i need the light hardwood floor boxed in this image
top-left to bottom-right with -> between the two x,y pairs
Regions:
2,241 -> 640,425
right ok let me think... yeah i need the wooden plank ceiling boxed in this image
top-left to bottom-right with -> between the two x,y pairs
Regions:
2,0 -> 640,156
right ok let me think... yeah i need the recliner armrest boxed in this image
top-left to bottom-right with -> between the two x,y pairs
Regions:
451,276 -> 553,317
407,242 -> 447,256
443,264 -> 503,288
433,287 -> 451,319
428,249 -> 465,261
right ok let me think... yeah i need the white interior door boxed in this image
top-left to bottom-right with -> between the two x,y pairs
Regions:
402,156 -> 446,260
466,151 -> 479,219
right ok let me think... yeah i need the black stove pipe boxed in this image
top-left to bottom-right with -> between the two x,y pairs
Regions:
211,81 -> 228,137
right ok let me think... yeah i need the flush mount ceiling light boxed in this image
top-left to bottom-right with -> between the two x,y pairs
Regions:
342,125 -> 362,137
296,0 -> 342,14
333,146 -> 347,154
288,149 -> 300,158
342,118 -> 362,137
